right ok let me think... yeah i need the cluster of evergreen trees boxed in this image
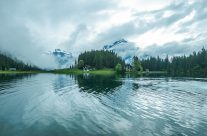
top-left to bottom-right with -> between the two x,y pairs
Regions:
141,56 -> 169,71
77,50 -> 125,70
0,52 -> 40,71
76,48 -> 207,77
141,48 -> 207,77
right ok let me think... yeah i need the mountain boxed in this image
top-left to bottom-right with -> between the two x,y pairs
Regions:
103,39 -> 140,64
46,49 -> 75,69
46,40 -> 141,68
103,39 -> 128,50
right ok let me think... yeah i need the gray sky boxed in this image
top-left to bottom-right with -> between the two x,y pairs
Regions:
0,0 -> 207,67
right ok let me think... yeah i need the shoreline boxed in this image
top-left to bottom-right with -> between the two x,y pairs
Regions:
51,69 -> 168,76
51,69 -> 116,75
0,69 -> 168,75
0,70 -> 44,74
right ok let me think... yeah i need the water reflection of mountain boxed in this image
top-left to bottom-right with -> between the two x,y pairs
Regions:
53,74 -> 75,90
76,74 -> 123,94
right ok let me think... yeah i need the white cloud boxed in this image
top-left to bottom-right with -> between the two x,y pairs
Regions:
163,10 -> 175,18
26,20 -> 75,50
119,0 -> 172,12
0,0 -> 207,68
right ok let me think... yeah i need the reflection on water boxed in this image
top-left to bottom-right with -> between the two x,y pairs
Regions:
0,74 -> 36,95
77,74 -> 122,94
0,74 -> 207,136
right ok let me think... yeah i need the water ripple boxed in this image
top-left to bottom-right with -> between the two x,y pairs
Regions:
0,74 -> 207,136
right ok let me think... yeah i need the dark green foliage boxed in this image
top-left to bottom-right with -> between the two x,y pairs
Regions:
78,60 -> 84,69
141,48 -> 207,77
77,74 -> 122,94
115,63 -> 122,73
78,50 -> 125,69
141,56 -> 170,71
132,56 -> 143,73
0,52 -> 40,71
169,48 -> 207,77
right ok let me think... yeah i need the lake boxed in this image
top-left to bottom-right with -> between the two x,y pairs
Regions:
0,74 -> 207,136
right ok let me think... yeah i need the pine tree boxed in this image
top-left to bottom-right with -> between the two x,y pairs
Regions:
133,56 -> 143,73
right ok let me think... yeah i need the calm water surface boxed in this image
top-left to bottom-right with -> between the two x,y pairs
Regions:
0,74 -> 207,136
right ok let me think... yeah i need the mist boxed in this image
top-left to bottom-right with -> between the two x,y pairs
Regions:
0,0 -> 207,69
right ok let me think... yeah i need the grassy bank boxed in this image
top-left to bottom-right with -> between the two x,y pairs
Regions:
52,69 -> 84,74
0,69 -> 116,75
52,69 -> 116,75
0,70 -> 43,74
141,71 -> 168,74
89,69 -> 115,75
0,69 -> 167,75
52,69 -> 168,75
125,71 -> 167,75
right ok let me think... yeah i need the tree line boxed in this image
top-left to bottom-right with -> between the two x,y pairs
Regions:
141,48 -> 207,77
77,50 -> 125,70
76,50 -> 144,74
76,48 -> 207,77
0,52 -> 40,71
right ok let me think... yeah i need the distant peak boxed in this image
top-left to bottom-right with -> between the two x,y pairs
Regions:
102,39 -> 139,64
45,49 -> 74,69
54,49 -> 61,52
113,39 -> 128,45
54,49 -> 65,53
103,39 -> 128,50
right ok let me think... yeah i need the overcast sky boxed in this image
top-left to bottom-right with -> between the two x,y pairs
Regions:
0,0 -> 207,67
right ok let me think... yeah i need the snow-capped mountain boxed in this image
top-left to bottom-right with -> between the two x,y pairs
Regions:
103,39 -> 140,64
103,39 -> 128,50
45,40 -> 143,68
46,49 -> 75,68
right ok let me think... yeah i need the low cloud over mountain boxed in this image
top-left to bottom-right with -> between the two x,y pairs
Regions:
0,0 -> 206,68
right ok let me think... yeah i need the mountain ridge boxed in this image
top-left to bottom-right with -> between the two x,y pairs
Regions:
103,39 -> 140,64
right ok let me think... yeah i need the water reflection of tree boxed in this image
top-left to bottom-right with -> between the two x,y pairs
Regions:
76,74 -> 123,94
0,74 -> 34,92
0,74 -> 33,83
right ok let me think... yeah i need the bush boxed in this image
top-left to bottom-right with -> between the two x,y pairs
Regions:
115,63 -> 122,73
78,60 -> 84,69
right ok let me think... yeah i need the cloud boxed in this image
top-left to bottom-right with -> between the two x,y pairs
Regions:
0,0 -> 116,68
93,0 -> 207,49
0,0 -> 207,68
140,38 -> 207,58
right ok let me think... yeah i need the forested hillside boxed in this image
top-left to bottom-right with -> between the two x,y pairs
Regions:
141,48 -> 207,77
77,50 -> 125,69
0,52 -> 39,71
